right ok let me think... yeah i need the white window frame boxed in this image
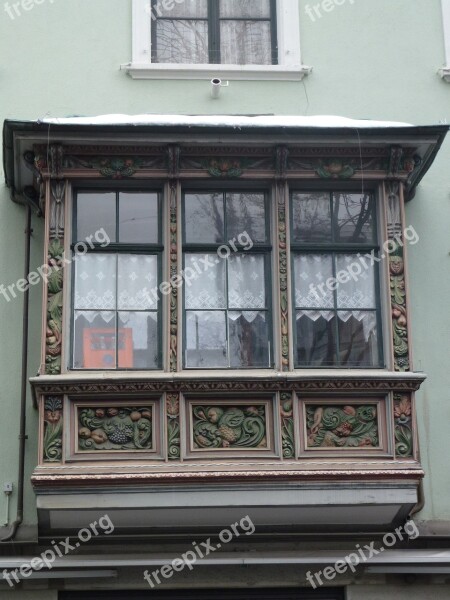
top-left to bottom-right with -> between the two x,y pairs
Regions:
127,0 -> 311,81
439,0 -> 450,81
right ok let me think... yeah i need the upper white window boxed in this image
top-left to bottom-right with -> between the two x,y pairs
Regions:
440,0 -> 450,81
128,0 -> 311,80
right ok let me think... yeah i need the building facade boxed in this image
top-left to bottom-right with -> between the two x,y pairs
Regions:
0,1 -> 449,599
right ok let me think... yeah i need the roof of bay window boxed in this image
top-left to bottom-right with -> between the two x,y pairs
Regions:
3,115 -> 448,210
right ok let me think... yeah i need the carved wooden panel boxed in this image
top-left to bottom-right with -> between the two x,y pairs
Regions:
184,398 -> 277,458
66,399 -> 162,461
299,397 -> 389,456
43,396 -> 63,463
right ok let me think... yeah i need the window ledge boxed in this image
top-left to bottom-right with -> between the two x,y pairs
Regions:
124,62 -> 312,82
438,66 -> 450,82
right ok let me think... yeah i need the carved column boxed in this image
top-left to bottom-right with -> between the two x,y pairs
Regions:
276,147 -> 290,371
44,180 -> 67,375
168,146 -> 180,372
385,181 -> 411,372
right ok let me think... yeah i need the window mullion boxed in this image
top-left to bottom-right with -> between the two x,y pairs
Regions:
208,0 -> 220,63
270,0 -> 278,65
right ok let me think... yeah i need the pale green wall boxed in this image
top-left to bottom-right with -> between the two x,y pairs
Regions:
0,0 -> 448,528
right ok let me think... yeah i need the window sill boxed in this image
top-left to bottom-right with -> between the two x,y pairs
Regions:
438,66 -> 450,82
124,62 -> 312,81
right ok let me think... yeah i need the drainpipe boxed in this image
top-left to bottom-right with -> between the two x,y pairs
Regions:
409,479 -> 425,519
1,206 -> 32,542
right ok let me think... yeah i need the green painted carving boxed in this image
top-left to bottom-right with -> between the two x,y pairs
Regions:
203,158 -> 245,178
394,394 -> 413,458
45,238 -> 64,375
277,183 -> 289,370
193,405 -> 267,449
316,159 -> 355,180
78,406 -> 152,451
92,158 -> 142,179
167,394 -> 180,460
43,396 -> 63,462
280,393 -> 295,458
306,405 -> 379,448
386,183 -> 410,372
390,252 -> 409,371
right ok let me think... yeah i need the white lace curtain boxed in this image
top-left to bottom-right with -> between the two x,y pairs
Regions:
74,254 -> 158,312
294,254 -> 377,342
185,253 -> 266,322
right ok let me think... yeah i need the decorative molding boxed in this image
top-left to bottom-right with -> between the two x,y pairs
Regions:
31,468 -> 424,488
43,396 -> 63,462
31,376 -> 426,396
306,405 -> 379,449
45,181 -> 66,375
192,405 -> 268,450
316,159 -> 355,180
280,392 -> 295,459
203,158 -> 245,178
276,162 -> 290,370
386,182 -> 410,372
168,153 -> 179,372
394,394 -> 413,459
78,406 -> 153,451
167,393 -> 180,461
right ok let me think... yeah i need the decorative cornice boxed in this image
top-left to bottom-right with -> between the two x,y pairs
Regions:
31,467 -> 424,488
31,375 -> 426,396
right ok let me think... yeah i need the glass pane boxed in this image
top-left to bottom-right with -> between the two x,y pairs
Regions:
76,192 -> 116,243
74,254 -> 116,310
335,254 -> 376,309
184,254 -> 226,309
226,193 -> 267,243
119,193 -> 159,243
220,21 -> 272,65
293,254 -> 333,309
228,254 -> 265,309
186,311 -> 227,368
333,193 -> 375,243
338,311 -> 379,367
155,20 -> 209,64
118,255 -> 158,310
296,311 -> 337,367
292,192 -> 331,243
229,311 -> 270,367
73,311 -> 116,369
220,0 -> 271,18
156,0 -> 208,17
118,312 -> 159,369
184,193 -> 224,243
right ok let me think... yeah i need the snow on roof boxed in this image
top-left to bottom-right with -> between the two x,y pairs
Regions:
40,114 -> 413,129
